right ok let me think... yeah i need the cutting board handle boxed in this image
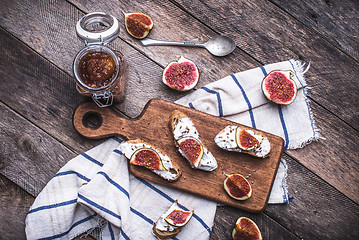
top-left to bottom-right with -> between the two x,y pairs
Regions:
73,101 -> 135,139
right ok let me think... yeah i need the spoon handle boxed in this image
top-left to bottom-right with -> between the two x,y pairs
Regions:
141,38 -> 204,48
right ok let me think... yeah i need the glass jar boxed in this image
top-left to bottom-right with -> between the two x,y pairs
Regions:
73,12 -> 126,107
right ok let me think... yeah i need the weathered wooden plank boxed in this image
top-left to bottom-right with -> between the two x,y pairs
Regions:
0,101 -> 77,196
171,0 -> 359,130
270,0 -> 359,61
0,174 -> 34,239
0,26 -> 103,154
0,174 -> 99,239
265,153 -> 359,239
212,153 -> 359,240
287,102 -> 359,203
211,206 -> 299,240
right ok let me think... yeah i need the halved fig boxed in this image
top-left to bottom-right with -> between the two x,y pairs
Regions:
262,70 -> 297,105
164,200 -> 194,227
177,137 -> 203,167
224,174 -> 252,200
123,11 -> 153,39
163,56 -> 199,91
232,217 -> 262,240
236,128 -> 259,151
130,148 -> 165,171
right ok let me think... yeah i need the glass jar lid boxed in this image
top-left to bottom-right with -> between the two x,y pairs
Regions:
76,12 -> 120,45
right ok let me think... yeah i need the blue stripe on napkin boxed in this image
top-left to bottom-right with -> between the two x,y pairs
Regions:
55,171 -> 90,182
28,199 -> 77,214
259,66 -> 267,76
230,74 -> 256,129
188,102 -> 195,109
113,149 -> 123,155
81,153 -> 103,167
97,171 -> 130,199
278,105 -> 289,149
130,207 -> 154,225
78,194 -> 122,220
201,86 -> 223,117
260,66 -> 290,149
120,229 -> 130,240
108,223 -> 115,240
112,137 -> 124,144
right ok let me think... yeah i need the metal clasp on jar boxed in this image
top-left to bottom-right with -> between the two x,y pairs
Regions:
92,91 -> 113,107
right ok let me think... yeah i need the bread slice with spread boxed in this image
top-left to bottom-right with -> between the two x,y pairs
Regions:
214,125 -> 271,158
153,200 -> 193,239
118,139 -> 181,182
169,110 -> 217,171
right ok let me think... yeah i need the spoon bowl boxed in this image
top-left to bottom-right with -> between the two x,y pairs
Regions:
141,35 -> 236,57
203,35 -> 236,57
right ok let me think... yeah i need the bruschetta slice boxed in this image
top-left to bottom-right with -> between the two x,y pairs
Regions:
169,110 -> 217,171
118,139 -> 181,182
214,126 -> 271,158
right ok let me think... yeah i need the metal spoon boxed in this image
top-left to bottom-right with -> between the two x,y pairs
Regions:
141,35 -> 236,57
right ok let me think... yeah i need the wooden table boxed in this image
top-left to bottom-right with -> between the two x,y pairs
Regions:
1,0 -> 358,239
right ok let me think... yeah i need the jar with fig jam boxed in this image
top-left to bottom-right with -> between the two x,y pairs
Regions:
73,12 -> 126,107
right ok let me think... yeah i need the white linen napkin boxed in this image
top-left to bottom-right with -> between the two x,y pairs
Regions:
25,138 -> 216,240
25,59 -> 318,239
175,59 -> 319,204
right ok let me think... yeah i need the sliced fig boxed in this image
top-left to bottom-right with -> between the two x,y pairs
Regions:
232,217 -> 262,240
123,11 -> 153,39
164,201 -> 194,227
224,174 -> 252,200
262,70 -> 297,105
130,148 -> 165,171
236,128 -> 259,151
177,137 -> 203,167
163,56 -> 199,91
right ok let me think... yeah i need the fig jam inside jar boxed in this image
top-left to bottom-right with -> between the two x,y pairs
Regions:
73,12 -> 126,107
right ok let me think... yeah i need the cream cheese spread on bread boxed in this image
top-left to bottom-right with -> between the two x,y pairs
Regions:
119,141 -> 180,181
214,126 -> 271,158
172,117 -> 217,171
153,200 -> 193,238
154,202 -> 180,232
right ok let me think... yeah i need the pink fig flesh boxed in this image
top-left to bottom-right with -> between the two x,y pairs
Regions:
162,56 -> 199,91
262,70 -> 297,105
224,174 -> 252,200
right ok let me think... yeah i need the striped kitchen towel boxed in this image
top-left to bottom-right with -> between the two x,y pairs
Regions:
25,59 -> 318,240
175,59 -> 319,204
25,138 -> 216,240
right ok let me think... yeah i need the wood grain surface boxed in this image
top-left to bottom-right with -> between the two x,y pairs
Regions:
73,100 -> 284,212
1,0 -> 358,239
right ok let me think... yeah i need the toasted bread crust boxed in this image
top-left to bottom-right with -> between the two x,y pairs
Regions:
169,110 -> 207,148
152,221 -> 182,239
169,110 -> 188,134
127,139 -> 181,182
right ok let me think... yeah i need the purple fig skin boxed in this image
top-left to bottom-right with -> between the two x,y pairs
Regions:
232,217 -> 262,240
123,12 -> 153,39
224,174 -> 252,200
262,70 -> 297,105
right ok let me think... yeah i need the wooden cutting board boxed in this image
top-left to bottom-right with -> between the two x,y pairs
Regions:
73,99 -> 284,212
